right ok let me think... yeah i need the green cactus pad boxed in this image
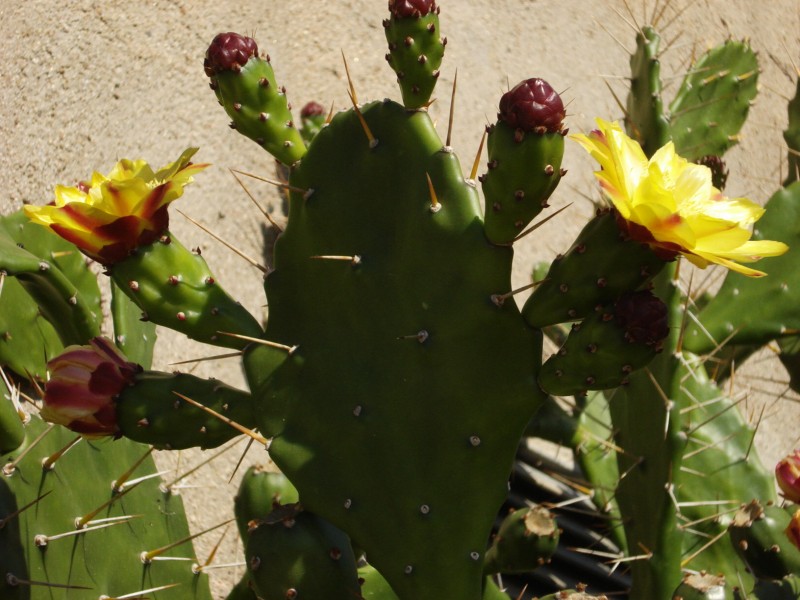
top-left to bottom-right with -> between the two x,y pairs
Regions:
483,505 -> 560,574
245,504 -> 360,600
244,99 -> 543,600
0,379 -> 24,454
739,576 -> 800,600
226,575 -> 259,600
626,26 -> 670,156
538,293 -> 665,396
210,55 -> 306,166
359,564 -> 401,599
481,121 -> 564,245
675,356 -> 774,587
110,233 -> 263,350
669,40 -> 758,161
116,371 -> 254,450
785,76 -> 800,187
683,183 -> 800,353
0,275 -> 63,380
523,209 -> 665,328
728,501 -> 800,581
234,466 -> 299,540
0,218 -> 101,346
1,417 -> 212,600
383,8 -> 444,109
111,278 -> 157,368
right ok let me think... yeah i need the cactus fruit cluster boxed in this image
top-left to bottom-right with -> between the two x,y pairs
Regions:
4,2 -> 800,600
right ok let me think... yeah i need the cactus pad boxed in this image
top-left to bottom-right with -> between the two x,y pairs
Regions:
244,99 -> 543,600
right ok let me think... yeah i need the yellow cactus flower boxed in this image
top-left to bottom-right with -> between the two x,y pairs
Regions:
572,119 -> 787,277
25,148 -> 208,266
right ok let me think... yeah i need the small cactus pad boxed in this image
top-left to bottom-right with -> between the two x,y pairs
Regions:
538,290 -> 668,396
234,467 -> 300,540
245,504 -> 361,600
483,504 -> 560,574
740,576 -> 800,600
383,0 -> 444,109
784,75 -> 800,187
0,216 -> 101,347
244,99 -> 543,600
728,501 -> 800,581
116,371 -> 255,450
111,233 -> 263,350
669,40 -> 758,161
206,34 -> 306,165
481,82 -> 565,245
523,209 -> 665,328
299,101 -> 327,144
625,26 -> 669,155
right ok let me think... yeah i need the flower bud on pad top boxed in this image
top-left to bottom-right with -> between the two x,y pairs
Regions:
498,78 -> 566,135
204,32 -> 259,76
481,78 -> 566,244
205,32 -> 306,165
384,0 -> 444,109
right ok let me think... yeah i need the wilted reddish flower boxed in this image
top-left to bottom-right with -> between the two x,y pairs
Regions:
786,509 -> 800,551
776,450 -> 800,503
41,337 -> 141,437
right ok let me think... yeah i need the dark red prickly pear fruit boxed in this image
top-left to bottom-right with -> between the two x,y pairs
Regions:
614,290 -> 669,347
300,101 -> 326,119
204,32 -> 258,77
389,0 -> 438,18
499,78 -> 566,134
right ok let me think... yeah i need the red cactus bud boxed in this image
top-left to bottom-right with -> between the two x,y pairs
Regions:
300,101 -> 326,119
787,509 -> 800,550
204,32 -> 259,77
776,450 -> 800,503
498,78 -> 565,134
389,0 -> 437,18
614,290 -> 669,346
40,337 -> 141,437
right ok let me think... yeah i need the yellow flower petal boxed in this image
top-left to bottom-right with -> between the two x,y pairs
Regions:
24,148 -> 209,265
572,118 -> 788,277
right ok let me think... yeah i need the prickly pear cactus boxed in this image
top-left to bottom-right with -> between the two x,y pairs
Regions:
0,206 -> 211,600
243,97 -> 546,600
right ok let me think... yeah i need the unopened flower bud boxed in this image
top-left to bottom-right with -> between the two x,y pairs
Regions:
776,450 -> 800,503
40,337 -> 141,437
498,78 -> 565,134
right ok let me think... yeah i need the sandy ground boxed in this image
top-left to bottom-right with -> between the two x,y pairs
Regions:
3,1 -> 800,597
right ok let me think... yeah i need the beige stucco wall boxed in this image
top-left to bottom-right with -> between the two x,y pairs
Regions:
3,1 -> 800,596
